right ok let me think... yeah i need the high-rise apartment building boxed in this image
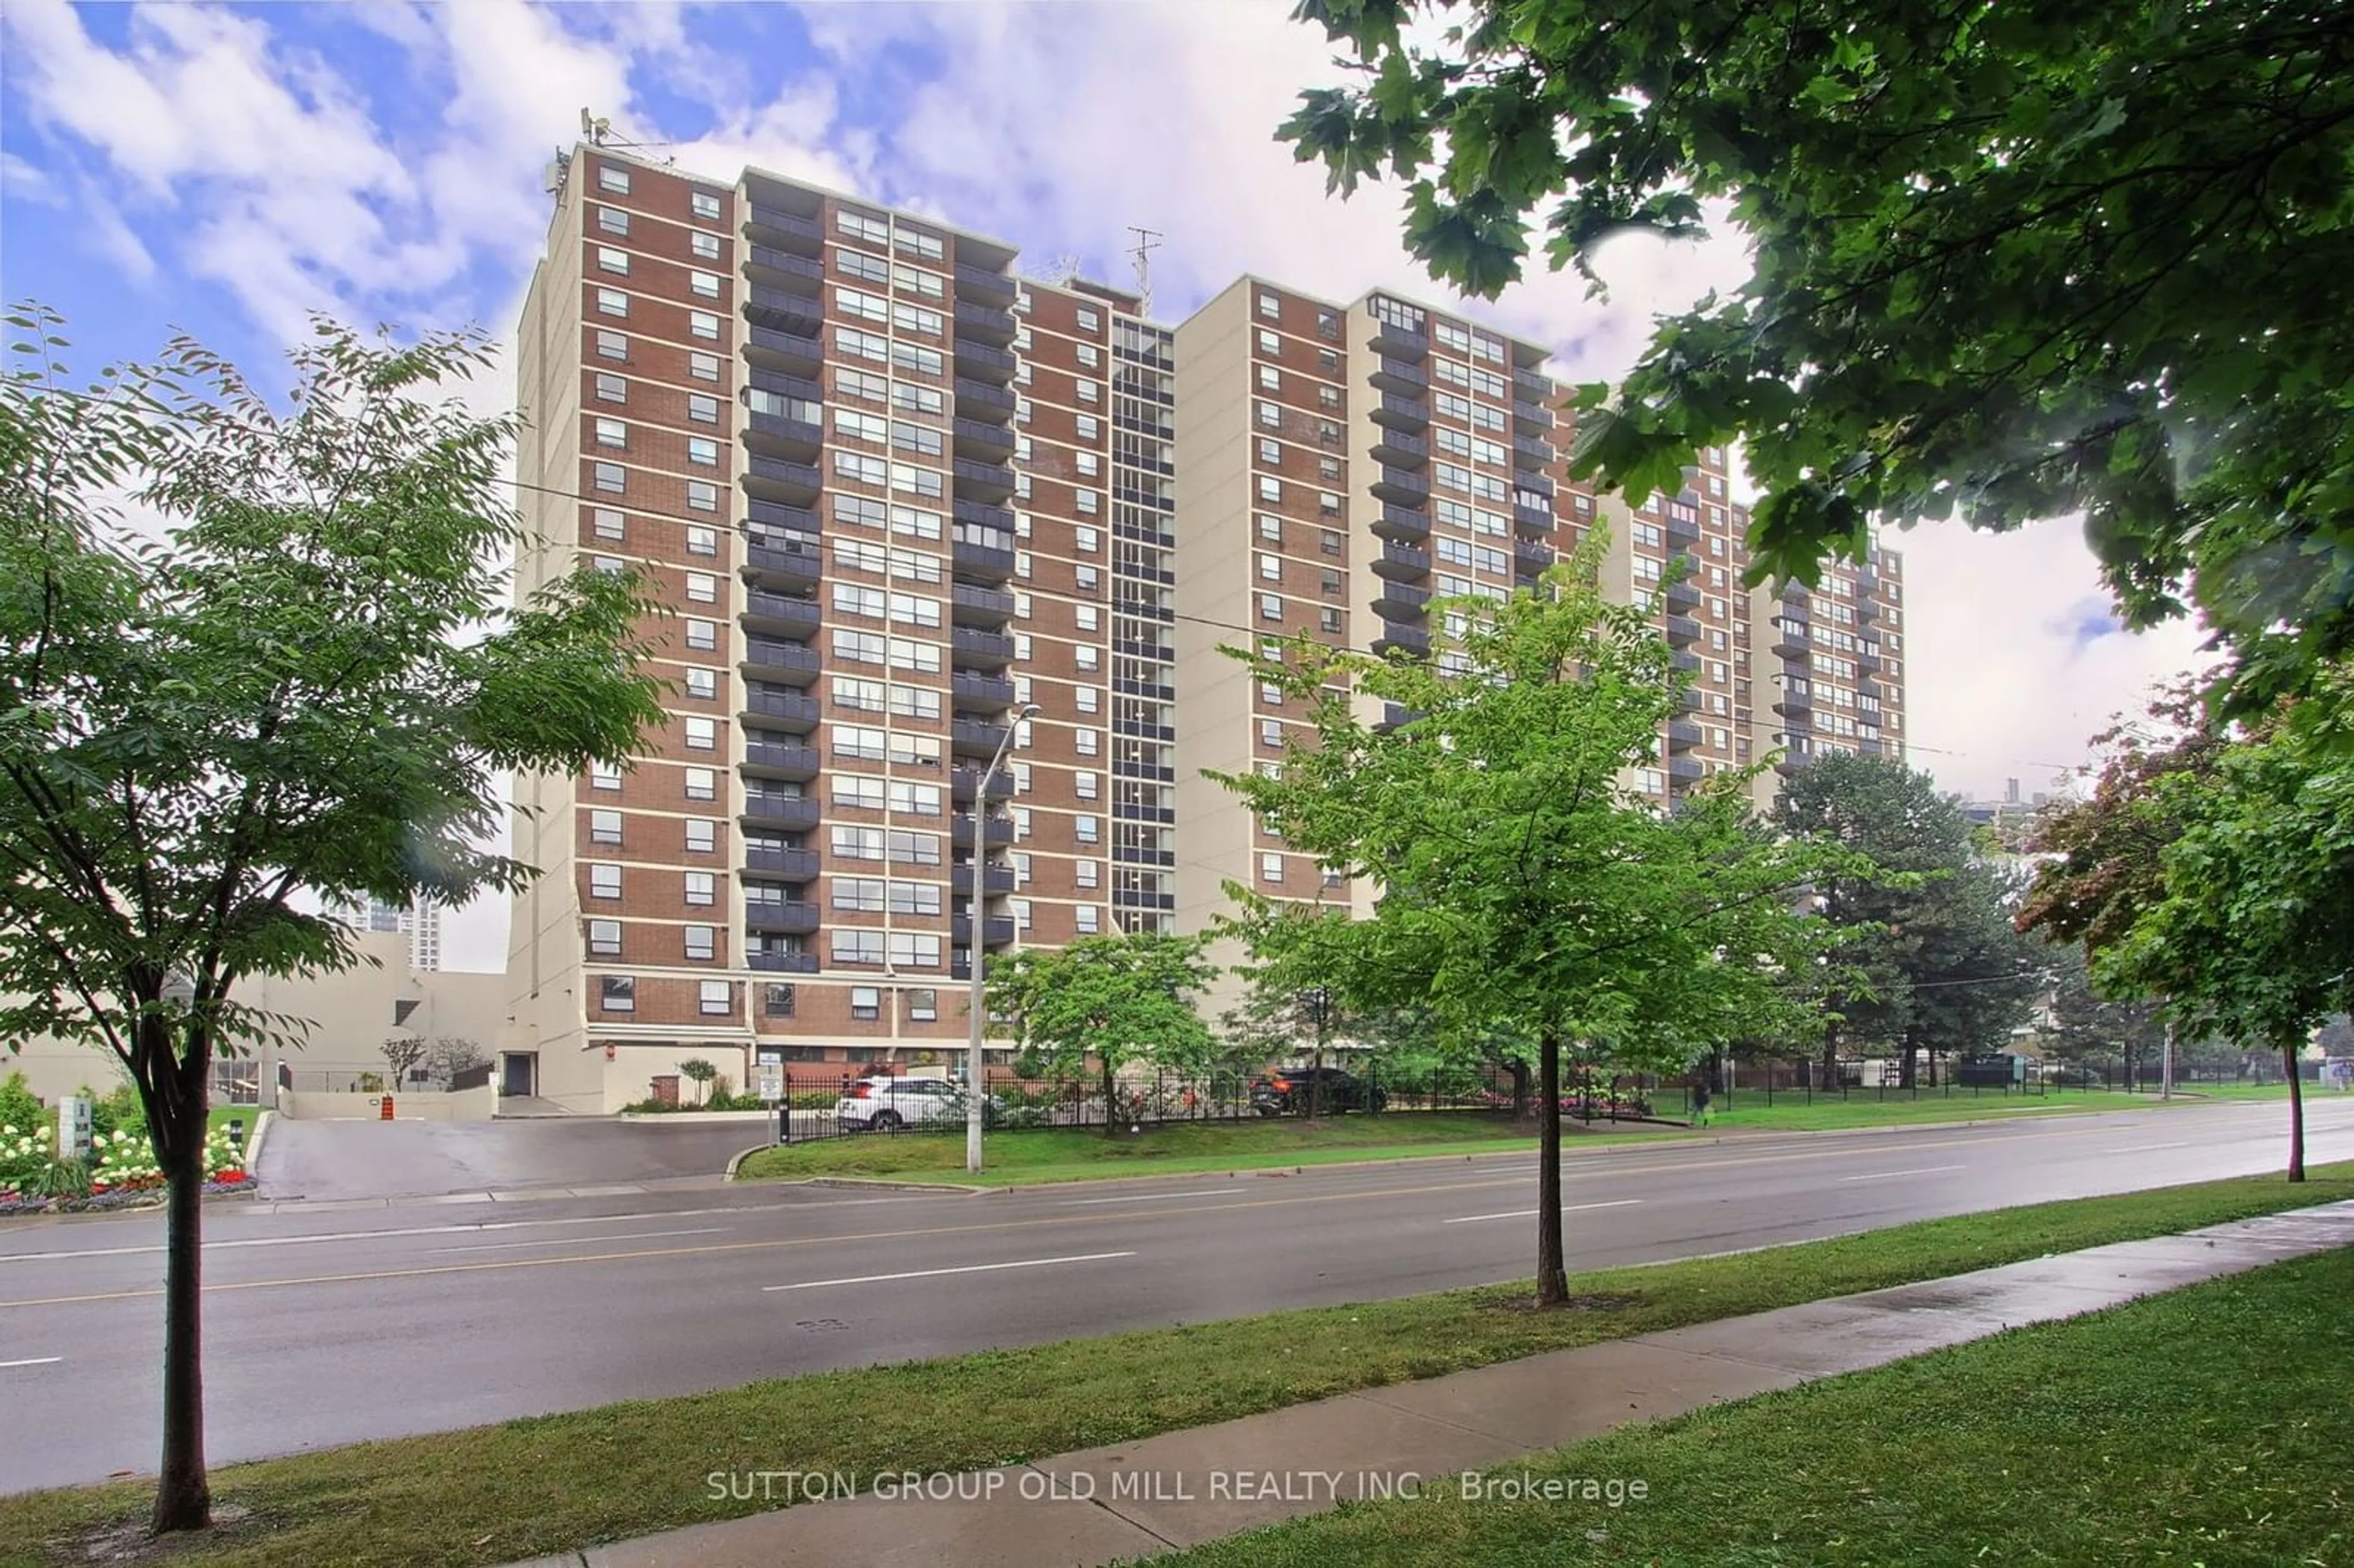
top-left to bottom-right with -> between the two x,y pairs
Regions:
501,147 -> 1904,1111
330,896 -> 443,974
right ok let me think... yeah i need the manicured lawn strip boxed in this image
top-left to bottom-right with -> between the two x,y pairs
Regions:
735,1113 -> 1661,1187
1696,1090 -> 2157,1131
7,1162 -> 2349,1568
1162,1246 -> 2354,1567
204,1106 -> 265,1141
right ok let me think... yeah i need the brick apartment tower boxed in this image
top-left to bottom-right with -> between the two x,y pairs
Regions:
506,147 -> 1171,1109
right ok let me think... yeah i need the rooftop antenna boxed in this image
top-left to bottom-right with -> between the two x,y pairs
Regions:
581,107 -> 611,146
1129,226 -> 1163,316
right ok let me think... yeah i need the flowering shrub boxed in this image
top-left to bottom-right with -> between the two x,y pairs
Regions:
86,1127 -> 246,1192
0,1121 -> 60,1195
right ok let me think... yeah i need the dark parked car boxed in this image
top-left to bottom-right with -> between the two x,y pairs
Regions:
1250,1067 -> 1385,1116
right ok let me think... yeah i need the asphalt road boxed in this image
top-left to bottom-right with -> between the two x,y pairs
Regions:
254,1116 -> 783,1201
2,1097 -> 2350,1494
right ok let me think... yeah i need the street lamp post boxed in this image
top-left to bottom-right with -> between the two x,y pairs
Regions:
968,703 -> 1041,1174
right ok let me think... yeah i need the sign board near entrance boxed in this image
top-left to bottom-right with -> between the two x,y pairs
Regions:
755,1062 -> 785,1104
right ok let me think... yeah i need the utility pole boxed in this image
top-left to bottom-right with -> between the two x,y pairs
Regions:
966,704 -> 1041,1174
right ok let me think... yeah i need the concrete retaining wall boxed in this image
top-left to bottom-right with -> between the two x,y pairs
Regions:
279,1084 -> 497,1122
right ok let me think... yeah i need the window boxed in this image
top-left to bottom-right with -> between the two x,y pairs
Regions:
587,919 -> 621,956
1259,438 -> 1282,466
684,870 -> 715,907
1258,477 -> 1281,504
684,618 -> 717,650
688,394 -> 719,425
590,863 -> 621,899
1260,593 -> 1283,622
1259,552 -> 1282,582
690,270 -> 720,299
699,980 -> 731,1016
685,525 -> 717,558
1320,607 -> 1343,634
762,983 -> 795,1018
685,818 -> 715,854
597,164 -> 630,195
688,351 -> 720,382
687,437 -> 718,467
590,761 -> 622,792
684,925 -> 715,962
1259,292 -> 1282,319
592,462 -> 625,495
1319,491 -> 1341,517
832,930 -> 885,965
691,232 -> 721,261
684,764 -> 717,800
687,480 -> 717,512
599,975 -> 635,1013
850,987 -> 882,1021
590,810 -> 622,845
905,989 -> 937,1022
1260,719 -> 1283,748
1321,529 -> 1343,556
596,246 -> 628,276
1258,365 -> 1280,391
594,417 -> 626,449
1257,329 -> 1281,355
1260,853 -> 1285,883
593,373 -> 627,405
688,311 -> 720,341
590,506 -> 624,541
1076,815 -> 1100,844
596,205 -> 629,236
595,288 -> 628,319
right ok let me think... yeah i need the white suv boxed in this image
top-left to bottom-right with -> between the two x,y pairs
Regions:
835,1075 -> 986,1132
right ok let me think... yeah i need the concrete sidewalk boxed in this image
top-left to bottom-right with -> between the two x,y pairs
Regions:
508,1200 -> 2354,1568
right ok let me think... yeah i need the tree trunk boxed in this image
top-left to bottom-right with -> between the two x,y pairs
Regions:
1898,1032 -> 1918,1089
153,1124 -> 210,1529
1509,1059 -> 1530,1120
1535,1028 -> 1567,1306
1306,1039 -> 1322,1121
1103,1060 -> 1119,1138
1819,1018 -> 1839,1087
2284,1040 -> 2306,1183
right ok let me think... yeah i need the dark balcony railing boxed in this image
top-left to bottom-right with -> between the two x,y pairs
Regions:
1782,579 -> 1810,603
744,902 -> 820,935
741,590 -> 820,636
954,338 -> 1017,379
951,861 -> 1017,896
1515,539 -> 1554,571
1368,324 -> 1428,361
952,456 -> 1015,498
1373,622 -> 1430,658
954,299 -> 1018,341
742,739 -> 821,780
1374,543 -> 1431,580
951,672 -> 1017,711
747,497 -> 820,535
1371,393 -> 1430,431
742,846 -> 821,881
1775,688 -> 1816,715
744,292 -> 823,336
747,455 -> 821,497
1517,470 -> 1556,499
1663,579 -> 1703,611
954,377 -> 1017,415
742,541 -> 821,590
1668,720 -> 1704,751
744,245 -> 823,289
953,915 -> 1018,947
1668,755 -> 1705,782
1513,502 -> 1553,535
1856,679 -> 1884,701
1512,434 -> 1554,468
1670,649 -> 1703,673
1857,649 -> 1883,675
747,324 -> 823,368
1856,595 -> 1882,621
951,582 -> 1017,625
950,766 -> 1015,804
954,262 -> 1018,303
954,498 -> 1016,533
1665,516 -> 1702,549
1371,427 -> 1428,467
950,810 -> 1015,845
952,625 -> 1017,668
744,409 -> 823,457
951,720 -> 1011,758
1665,614 -> 1702,645
1372,503 -> 1430,544
1372,466 -> 1430,503
741,794 -> 820,831
952,538 -> 1016,582
747,950 -> 820,974
745,204 -> 822,249
741,637 -> 821,685
1514,366 -> 1552,398
954,416 -> 1015,454
741,687 -> 820,731
1370,356 -> 1428,394
1373,580 -> 1431,619
1513,398 -> 1552,433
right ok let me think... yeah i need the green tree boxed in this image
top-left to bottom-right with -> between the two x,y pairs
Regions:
677,1057 -> 719,1108
1279,0 -> 2354,712
985,932 -> 1221,1134
2098,672 -> 2354,1179
0,310 -> 662,1529
1214,543 -> 1861,1305
2039,938 -> 2166,1078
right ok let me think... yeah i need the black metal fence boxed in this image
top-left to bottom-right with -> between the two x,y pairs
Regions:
1640,1057 -> 2318,1119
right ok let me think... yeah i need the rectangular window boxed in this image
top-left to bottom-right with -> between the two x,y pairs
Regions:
592,462 -> 625,495
596,288 -> 628,319
684,618 -> 717,650
699,979 -> 731,1016
587,919 -> 621,956
687,437 -> 718,467
685,818 -> 715,854
596,205 -> 629,236
596,246 -> 628,276
690,270 -> 720,299
688,311 -> 720,341
684,925 -> 715,962
688,394 -> 719,424
682,869 -> 714,907
688,351 -> 720,382
684,764 -> 717,800
590,506 -> 624,541
590,810 -> 622,845
595,330 -> 628,362
590,863 -> 621,899
1260,853 -> 1284,883
594,417 -> 626,449
691,230 -> 721,261
599,975 -> 635,1013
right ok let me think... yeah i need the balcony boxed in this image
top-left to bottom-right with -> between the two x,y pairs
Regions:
747,950 -> 820,974
951,456 -> 1016,501
1373,543 -> 1431,581
742,846 -> 821,882
951,861 -> 1017,896
1670,649 -> 1702,674
952,625 -> 1018,669
742,739 -> 821,781
1782,579 -> 1810,604
954,262 -> 1018,305
1371,466 -> 1430,503
1512,434 -> 1554,470
1856,595 -> 1882,622
1514,365 -> 1552,398
1856,679 -> 1883,701
950,810 -> 1015,847
742,539 -> 821,592
951,765 -> 1015,804
747,497 -> 820,535
954,299 -> 1018,343
1512,398 -> 1552,435
1372,580 -> 1431,620
1370,356 -> 1428,395
1513,502 -> 1553,535
1668,755 -> 1705,782
1514,539 -> 1554,573
1373,622 -> 1430,659
744,291 -> 823,337
742,409 -> 823,460
1776,752 -> 1816,778
746,455 -> 821,503
1377,703 -> 1426,732
744,248 -> 822,299
740,637 -> 821,687
1665,514 -> 1702,549
1371,393 -> 1430,432
953,915 -> 1018,948
1664,579 -> 1703,612
954,377 -> 1017,418
951,719 -> 1011,758
1370,427 -> 1428,468
1667,720 -> 1704,752
1368,323 -> 1428,360
1517,470 -> 1556,499
741,590 -> 820,637
951,672 -> 1017,711
953,498 -> 1016,534
953,416 -> 1015,458
1371,503 -> 1430,544
744,204 -> 822,253
1665,614 -> 1702,646
952,537 -> 1016,584
740,687 -> 820,733
1856,642 -> 1882,674
1774,687 -> 1816,717
954,337 -> 1017,381
1772,622 -> 1811,660
741,794 -> 820,831
744,902 -> 820,936
951,582 -> 1017,626
746,324 -> 823,373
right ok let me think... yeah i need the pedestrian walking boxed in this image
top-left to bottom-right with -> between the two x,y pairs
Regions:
1691,1074 -> 1713,1128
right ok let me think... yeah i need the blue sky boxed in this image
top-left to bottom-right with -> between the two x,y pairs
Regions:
1,0 -> 2207,965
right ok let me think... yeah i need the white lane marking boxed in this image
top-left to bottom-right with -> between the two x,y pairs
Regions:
763,1251 -> 1137,1293
2109,1141 -> 2196,1154
425,1227 -> 729,1255
0,1357 -> 63,1369
1444,1199 -> 1644,1225
1838,1165 -> 1965,1182
1057,1189 -> 1231,1206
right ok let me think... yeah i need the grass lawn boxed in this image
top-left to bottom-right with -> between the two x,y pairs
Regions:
4,1163 -> 2348,1568
1162,1246 -> 2354,1567
734,1113 -> 1667,1186
1694,1088 -> 2173,1132
204,1106 -> 265,1141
